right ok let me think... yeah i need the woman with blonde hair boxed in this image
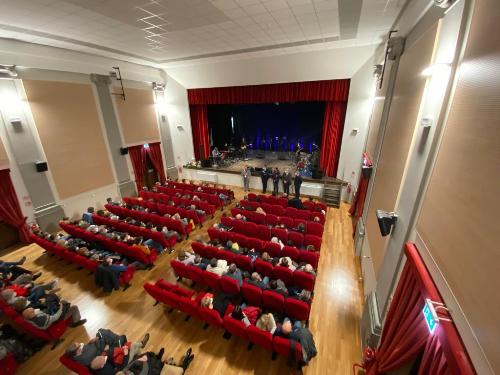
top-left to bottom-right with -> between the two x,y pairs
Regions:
256,312 -> 277,333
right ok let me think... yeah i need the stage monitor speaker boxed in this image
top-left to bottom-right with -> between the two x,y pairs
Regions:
312,169 -> 323,180
120,147 -> 129,155
201,158 -> 212,168
362,165 -> 372,178
35,161 -> 48,173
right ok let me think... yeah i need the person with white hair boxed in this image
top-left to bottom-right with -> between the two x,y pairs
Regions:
241,165 -> 250,192
282,168 -> 292,195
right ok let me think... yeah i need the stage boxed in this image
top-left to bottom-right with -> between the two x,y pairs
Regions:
182,150 -> 326,197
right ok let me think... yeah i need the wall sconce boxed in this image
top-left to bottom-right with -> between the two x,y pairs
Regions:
376,210 -> 397,236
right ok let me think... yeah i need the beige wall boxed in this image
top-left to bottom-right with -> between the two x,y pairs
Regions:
0,136 -> 8,168
114,87 -> 159,146
417,0 -> 500,370
366,24 -> 438,274
23,79 -> 114,199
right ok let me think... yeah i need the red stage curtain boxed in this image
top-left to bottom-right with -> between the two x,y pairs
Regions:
0,169 -> 30,242
190,105 -> 210,160
147,142 -> 166,183
366,243 -> 475,375
319,101 -> 347,176
128,145 -> 146,192
188,79 -> 350,104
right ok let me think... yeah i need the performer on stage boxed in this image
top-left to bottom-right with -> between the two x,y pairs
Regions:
261,165 -> 271,193
212,146 -> 220,166
282,169 -> 292,195
241,165 -> 250,192
241,137 -> 248,160
272,168 -> 281,196
294,170 -> 303,198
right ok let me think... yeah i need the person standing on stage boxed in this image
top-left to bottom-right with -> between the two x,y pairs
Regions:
294,170 -> 303,197
241,165 -> 250,192
272,168 -> 281,196
261,165 -> 270,193
282,169 -> 292,195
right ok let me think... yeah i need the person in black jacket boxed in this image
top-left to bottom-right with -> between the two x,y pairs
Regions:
282,169 -> 292,195
294,171 -> 303,198
261,166 -> 271,193
272,168 -> 281,196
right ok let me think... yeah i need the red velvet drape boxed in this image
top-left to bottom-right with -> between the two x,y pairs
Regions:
188,79 -> 350,104
189,105 -> 210,160
187,79 -> 350,173
147,142 -> 166,183
366,243 -> 476,375
0,169 -> 30,242
319,101 -> 347,176
128,145 -> 146,192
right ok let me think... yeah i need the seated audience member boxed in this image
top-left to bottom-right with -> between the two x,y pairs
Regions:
271,236 -> 284,250
261,252 -> 273,263
295,223 -> 306,233
274,318 -> 318,364
106,197 -> 119,206
306,245 -> 316,252
279,257 -> 296,271
65,329 -> 132,367
191,255 -> 209,270
223,264 -> 243,286
82,207 -> 95,224
89,333 -> 150,375
160,226 -> 181,242
255,207 -> 266,215
143,237 -> 164,254
177,250 -> 195,265
290,289 -> 312,303
274,318 -> 302,338
256,313 -> 277,333
199,293 -> 231,318
22,300 -> 86,329
132,238 -> 151,256
206,258 -> 228,276
218,192 -> 229,204
298,263 -> 316,276
0,256 -> 27,275
235,214 -> 247,221
246,272 -> 269,289
269,279 -> 288,297
313,216 -> 321,223
230,304 -> 260,327
247,248 -> 258,262
288,197 -> 304,210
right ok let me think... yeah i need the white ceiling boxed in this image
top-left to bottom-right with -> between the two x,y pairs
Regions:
0,0 -> 406,66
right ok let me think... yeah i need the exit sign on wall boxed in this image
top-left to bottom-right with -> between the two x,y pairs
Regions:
423,298 -> 438,334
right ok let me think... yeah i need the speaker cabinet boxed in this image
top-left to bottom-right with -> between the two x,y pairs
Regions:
35,161 -> 48,172
120,147 -> 129,155
362,165 -> 373,178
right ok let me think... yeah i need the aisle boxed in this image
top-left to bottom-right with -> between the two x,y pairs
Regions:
0,187 -> 363,375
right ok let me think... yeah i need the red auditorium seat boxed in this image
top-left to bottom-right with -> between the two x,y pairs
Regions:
303,201 -> 315,211
248,193 -> 257,201
219,276 -> 240,295
60,354 -> 92,375
201,271 -> 221,291
262,290 -> 285,314
185,265 -> 204,285
177,298 -> 199,319
307,222 -> 323,237
247,237 -> 264,252
254,259 -> 274,278
285,207 -> 298,218
273,336 -> 302,362
264,242 -> 281,258
293,271 -> 315,292
171,260 -> 189,280
218,251 -> 236,265
296,210 -> 311,221
277,197 -> 288,208
285,298 -> 311,322
298,251 -> 319,269
241,283 -> 263,306
243,222 -> 258,237
293,218 -> 307,229
250,212 -> 266,225
288,231 -> 304,248
279,216 -> 294,229
256,225 -> 271,241
233,233 -> 248,248
247,326 -> 273,352
305,234 -> 322,251
271,228 -> 288,243
265,214 -> 278,226
223,315 -> 249,340
198,307 -> 224,328
273,266 -> 293,285
316,203 -> 328,212
234,255 -> 253,272
282,245 -> 300,260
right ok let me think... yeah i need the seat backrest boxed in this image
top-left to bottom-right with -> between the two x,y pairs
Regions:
271,228 -> 288,243
170,260 -> 188,279
288,232 -> 304,248
254,259 -> 274,278
273,266 -> 293,285
234,255 -> 253,272
201,271 -> 222,291
265,214 -> 278,226
241,283 -> 263,306
219,276 -> 240,295
262,290 -> 285,313
264,242 -> 281,258
247,237 -> 264,252
307,221 -> 324,237
60,355 -> 92,375
223,315 -> 249,340
278,216 -> 294,229
273,336 -> 302,362
305,234 -> 322,251
293,270 -> 315,291
282,246 -> 300,262
256,225 -> 271,241
198,307 -> 223,326
298,251 -> 319,269
246,326 -> 273,351
285,298 -> 311,321
185,265 -> 204,284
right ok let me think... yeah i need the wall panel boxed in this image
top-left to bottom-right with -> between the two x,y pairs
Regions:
417,0 -> 500,370
114,87 -> 159,146
0,136 -> 7,168
23,79 -> 114,199
366,24 -> 438,274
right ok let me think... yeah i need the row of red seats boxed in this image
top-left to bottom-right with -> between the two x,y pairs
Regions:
156,186 -> 224,208
239,200 -> 325,223
190,242 -> 315,291
31,234 -> 135,288
207,228 -> 319,269
122,197 -> 205,226
105,204 -> 193,239
248,193 -> 327,213
59,222 -> 157,266
139,190 -> 216,216
0,353 -> 17,375
231,207 -> 324,236
161,181 -> 234,199
92,214 -> 176,250
171,260 -> 311,321
143,279 -> 302,363
222,216 -> 322,249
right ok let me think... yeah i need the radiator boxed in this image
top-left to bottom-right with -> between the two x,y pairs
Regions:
360,292 -> 382,350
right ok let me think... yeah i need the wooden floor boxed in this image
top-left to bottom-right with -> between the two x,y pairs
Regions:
1,186 -> 364,375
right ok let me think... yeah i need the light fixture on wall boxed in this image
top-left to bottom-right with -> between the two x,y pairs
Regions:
376,210 -> 397,236
433,0 -> 455,8
143,143 -> 149,149
0,64 -> 18,79
110,66 -> 125,100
